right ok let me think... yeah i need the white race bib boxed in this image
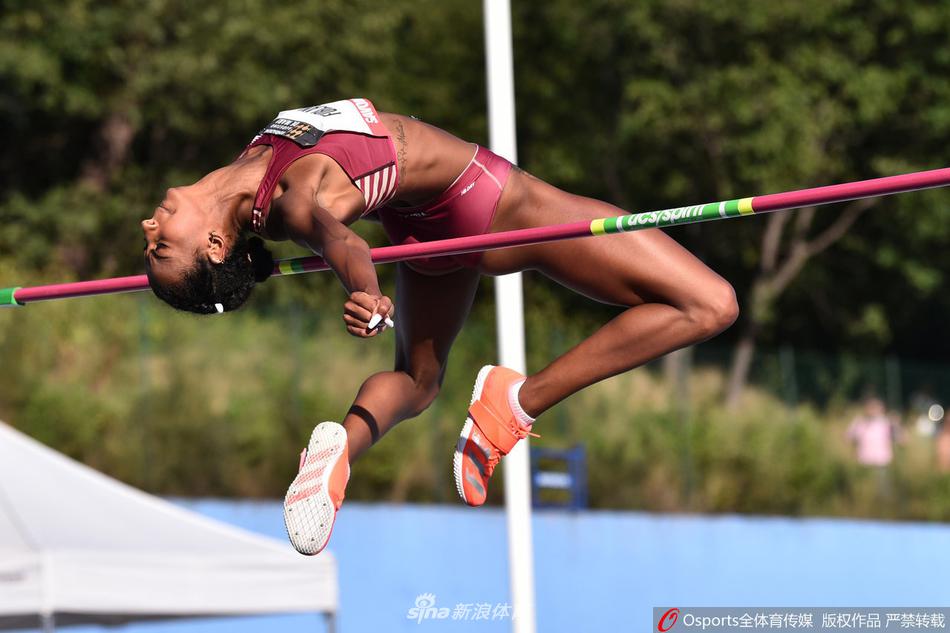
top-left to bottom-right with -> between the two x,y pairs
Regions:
253,98 -> 387,147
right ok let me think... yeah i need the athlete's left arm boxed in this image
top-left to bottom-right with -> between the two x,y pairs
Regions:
281,191 -> 393,337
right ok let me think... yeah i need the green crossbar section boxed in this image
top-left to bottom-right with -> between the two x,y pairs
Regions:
590,197 -> 756,236
0,287 -> 22,307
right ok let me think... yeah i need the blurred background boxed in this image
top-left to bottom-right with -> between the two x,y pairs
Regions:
2,0 -> 950,630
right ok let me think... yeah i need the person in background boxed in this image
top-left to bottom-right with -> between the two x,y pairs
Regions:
847,397 -> 902,467
847,396 -> 903,499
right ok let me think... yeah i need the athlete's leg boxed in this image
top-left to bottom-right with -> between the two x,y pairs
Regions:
286,265 -> 477,552
342,263 -> 480,461
480,169 -> 739,417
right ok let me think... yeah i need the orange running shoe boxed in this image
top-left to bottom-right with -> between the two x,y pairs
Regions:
454,365 -> 538,507
283,422 -> 350,555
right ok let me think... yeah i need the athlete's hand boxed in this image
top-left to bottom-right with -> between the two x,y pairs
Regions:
343,291 -> 395,338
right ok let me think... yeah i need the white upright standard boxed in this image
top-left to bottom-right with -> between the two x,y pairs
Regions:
482,1 -> 537,632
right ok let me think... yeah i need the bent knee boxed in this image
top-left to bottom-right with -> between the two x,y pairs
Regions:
407,374 -> 442,417
688,278 -> 739,338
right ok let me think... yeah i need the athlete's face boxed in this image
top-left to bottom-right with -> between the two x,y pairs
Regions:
141,188 -> 213,287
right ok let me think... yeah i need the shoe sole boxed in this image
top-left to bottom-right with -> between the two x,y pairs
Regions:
283,422 -> 347,555
453,364 -> 495,506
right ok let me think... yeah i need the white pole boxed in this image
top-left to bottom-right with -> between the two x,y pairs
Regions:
482,1 -> 537,632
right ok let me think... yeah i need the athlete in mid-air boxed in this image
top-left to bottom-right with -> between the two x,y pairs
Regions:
142,98 -> 738,554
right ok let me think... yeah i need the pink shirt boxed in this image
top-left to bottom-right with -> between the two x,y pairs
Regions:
847,415 -> 896,466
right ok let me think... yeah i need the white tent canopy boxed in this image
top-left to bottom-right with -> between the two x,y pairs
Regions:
0,421 -> 337,630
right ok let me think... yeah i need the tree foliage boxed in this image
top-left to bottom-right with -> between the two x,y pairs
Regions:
1,0 -> 949,512
512,0 -> 950,360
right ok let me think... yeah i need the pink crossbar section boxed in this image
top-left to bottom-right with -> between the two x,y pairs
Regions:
14,274 -> 150,303
753,167 -> 950,212
10,166 -> 950,305
12,221 -> 594,304
275,220 -> 595,274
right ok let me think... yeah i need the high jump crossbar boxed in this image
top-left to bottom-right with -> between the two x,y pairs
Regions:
3,166 -> 950,307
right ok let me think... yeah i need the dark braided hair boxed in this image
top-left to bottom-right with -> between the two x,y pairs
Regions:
147,234 -> 274,314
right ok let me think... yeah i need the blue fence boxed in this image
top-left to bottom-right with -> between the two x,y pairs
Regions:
60,501 -> 950,632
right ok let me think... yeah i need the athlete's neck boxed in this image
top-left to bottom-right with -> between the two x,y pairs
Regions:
196,147 -> 272,233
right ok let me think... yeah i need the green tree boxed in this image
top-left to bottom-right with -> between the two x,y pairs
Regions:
3,0 -> 950,514
509,0 -> 950,402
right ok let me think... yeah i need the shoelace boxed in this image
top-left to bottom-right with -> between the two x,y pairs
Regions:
483,424 -> 541,472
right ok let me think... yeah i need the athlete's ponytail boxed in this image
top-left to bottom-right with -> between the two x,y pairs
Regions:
147,234 -> 274,315
247,236 -> 275,282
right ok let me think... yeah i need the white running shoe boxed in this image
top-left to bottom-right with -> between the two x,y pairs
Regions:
283,422 -> 350,555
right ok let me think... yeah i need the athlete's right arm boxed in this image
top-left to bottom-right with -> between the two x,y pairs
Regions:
282,196 -> 394,338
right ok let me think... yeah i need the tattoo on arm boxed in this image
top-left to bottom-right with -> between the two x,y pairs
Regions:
393,120 -> 408,176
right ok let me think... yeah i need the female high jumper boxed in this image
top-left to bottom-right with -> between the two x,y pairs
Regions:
142,98 -> 738,554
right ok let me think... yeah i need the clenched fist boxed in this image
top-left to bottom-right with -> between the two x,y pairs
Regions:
343,291 -> 395,338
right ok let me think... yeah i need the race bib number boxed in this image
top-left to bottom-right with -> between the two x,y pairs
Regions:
254,100 -> 380,147
256,118 -> 326,147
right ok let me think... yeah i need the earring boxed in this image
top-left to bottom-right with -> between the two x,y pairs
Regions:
209,232 -> 225,264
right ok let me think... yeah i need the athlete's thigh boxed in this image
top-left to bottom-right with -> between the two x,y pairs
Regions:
393,263 -> 481,384
480,169 -> 727,309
